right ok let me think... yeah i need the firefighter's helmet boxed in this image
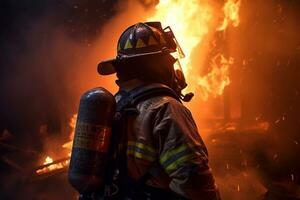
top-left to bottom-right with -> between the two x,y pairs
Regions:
97,22 -> 194,102
98,22 -> 178,75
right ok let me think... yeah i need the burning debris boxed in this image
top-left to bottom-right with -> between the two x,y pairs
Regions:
34,114 -> 77,176
35,156 -> 69,175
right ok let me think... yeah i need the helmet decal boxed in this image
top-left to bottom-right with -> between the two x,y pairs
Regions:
116,22 -> 170,55
136,39 -> 147,48
124,39 -> 133,49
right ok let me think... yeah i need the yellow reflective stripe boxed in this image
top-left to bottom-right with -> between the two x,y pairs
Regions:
127,141 -> 157,161
127,141 -> 156,154
165,154 -> 196,174
160,144 -> 200,174
127,149 -> 156,162
160,144 -> 189,164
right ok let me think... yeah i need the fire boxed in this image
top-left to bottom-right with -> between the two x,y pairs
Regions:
148,0 -> 241,100
35,0 -> 242,175
35,114 -> 77,175
148,0 -> 212,75
218,0 -> 241,31
68,114 -> 77,140
36,156 -> 69,175
196,54 -> 232,100
62,114 -> 77,151
43,156 -> 53,165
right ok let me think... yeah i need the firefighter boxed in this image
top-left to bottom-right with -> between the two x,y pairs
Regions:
95,22 -> 220,200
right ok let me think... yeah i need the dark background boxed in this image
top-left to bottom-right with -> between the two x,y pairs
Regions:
0,0 -> 116,137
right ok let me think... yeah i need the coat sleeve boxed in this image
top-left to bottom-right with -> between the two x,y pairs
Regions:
153,98 -> 220,200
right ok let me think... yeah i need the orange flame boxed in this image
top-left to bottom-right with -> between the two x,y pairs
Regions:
148,0 -> 241,100
148,0 -> 212,75
35,114 -> 77,175
36,156 -> 69,174
68,114 -> 77,140
218,0 -> 241,31
62,114 -> 77,151
196,54 -> 232,100
43,156 -> 53,165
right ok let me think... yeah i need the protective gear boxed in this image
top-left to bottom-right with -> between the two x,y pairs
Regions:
98,22 -> 177,75
73,22 -> 218,199
68,87 -> 116,194
97,22 -> 193,102
69,84 -> 219,199
113,83 -> 220,200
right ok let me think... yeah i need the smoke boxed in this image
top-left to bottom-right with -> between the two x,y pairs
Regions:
0,1 -> 153,199
0,0 -> 151,138
39,0 -> 153,163
0,0 -> 157,155
0,1 -> 109,134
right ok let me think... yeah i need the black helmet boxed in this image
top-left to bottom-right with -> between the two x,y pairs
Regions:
97,21 -> 194,102
98,22 -> 177,75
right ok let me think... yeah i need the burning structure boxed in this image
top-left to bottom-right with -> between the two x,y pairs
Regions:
1,0 -> 300,199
